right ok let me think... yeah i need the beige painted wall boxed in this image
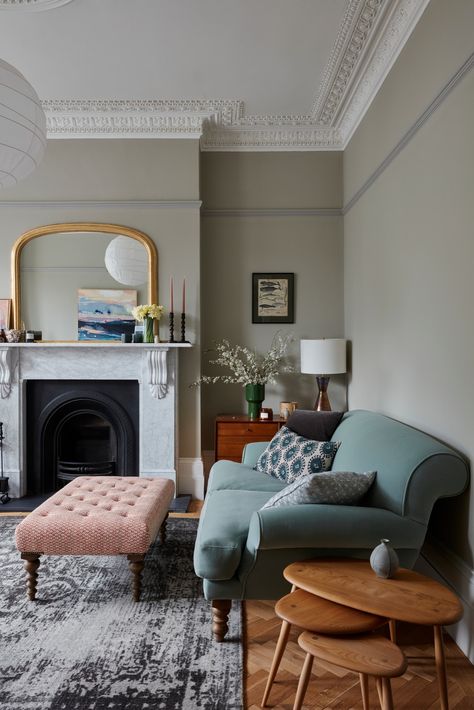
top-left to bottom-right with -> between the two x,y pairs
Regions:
0,139 -> 201,461
202,152 -> 342,209
201,153 -> 344,450
344,0 -> 474,566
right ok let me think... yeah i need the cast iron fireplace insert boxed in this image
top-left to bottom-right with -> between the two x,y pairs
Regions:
26,380 -> 139,495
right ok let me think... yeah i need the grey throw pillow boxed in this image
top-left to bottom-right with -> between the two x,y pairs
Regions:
261,470 -> 377,509
254,426 -> 340,484
285,410 -> 344,441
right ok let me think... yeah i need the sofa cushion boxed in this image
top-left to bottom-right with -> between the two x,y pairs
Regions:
261,471 -> 376,509
286,410 -> 344,441
193,489 -> 273,580
208,459 -> 286,493
255,426 -> 340,483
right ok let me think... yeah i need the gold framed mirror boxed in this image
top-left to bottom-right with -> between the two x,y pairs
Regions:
11,223 -> 158,339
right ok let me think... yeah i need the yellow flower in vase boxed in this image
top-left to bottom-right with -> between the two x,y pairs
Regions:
131,304 -> 164,343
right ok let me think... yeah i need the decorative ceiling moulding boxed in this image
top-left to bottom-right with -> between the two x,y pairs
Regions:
44,99 -> 242,139
336,0 -> 432,147
0,0 -> 74,10
312,0 -> 388,125
201,124 -> 343,152
39,0 -> 429,150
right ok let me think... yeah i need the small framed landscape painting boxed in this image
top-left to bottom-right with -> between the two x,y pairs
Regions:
252,273 -> 294,324
78,289 -> 137,341
0,299 -> 12,330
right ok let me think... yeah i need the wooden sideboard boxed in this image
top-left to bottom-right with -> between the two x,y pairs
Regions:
215,414 -> 285,463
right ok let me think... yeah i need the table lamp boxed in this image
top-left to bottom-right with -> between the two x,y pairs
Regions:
300,339 -> 347,411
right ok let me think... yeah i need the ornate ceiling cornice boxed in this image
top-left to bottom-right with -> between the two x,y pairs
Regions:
43,99 -> 243,139
312,0 -> 387,125
336,0 -> 431,145
201,119 -> 342,152
42,0 -> 430,150
0,0 -> 73,10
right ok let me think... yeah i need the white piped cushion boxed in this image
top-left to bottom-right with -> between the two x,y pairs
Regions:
15,476 -> 175,555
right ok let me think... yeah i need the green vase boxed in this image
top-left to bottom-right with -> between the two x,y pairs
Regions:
245,383 -> 265,420
143,316 -> 155,343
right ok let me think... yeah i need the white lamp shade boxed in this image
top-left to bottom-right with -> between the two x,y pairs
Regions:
300,339 -> 347,375
0,59 -> 46,189
104,236 -> 148,286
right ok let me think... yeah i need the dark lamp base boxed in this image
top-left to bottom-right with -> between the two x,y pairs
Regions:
314,376 -> 332,411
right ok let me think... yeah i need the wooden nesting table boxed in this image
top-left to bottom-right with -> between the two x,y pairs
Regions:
284,559 -> 464,710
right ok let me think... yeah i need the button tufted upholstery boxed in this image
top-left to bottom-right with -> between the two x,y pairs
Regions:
15,476 -> 175,555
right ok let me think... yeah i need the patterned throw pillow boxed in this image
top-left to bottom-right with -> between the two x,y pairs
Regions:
254,426 -> 340,484
261,471 -> 377,509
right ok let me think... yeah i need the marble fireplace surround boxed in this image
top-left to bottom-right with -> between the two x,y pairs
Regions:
0,343 -> 191,498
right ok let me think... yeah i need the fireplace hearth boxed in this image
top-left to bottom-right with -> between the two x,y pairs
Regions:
26,380 -> 139,495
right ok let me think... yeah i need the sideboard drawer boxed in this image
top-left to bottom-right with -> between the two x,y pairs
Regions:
215,415 -> 283,463
217,422 -> 279,438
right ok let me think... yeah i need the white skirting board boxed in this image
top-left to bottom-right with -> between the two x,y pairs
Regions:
416,540 -> 474,665
177,458 -> 205,500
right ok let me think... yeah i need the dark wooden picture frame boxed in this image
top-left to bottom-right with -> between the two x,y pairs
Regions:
252,273 -> 294,324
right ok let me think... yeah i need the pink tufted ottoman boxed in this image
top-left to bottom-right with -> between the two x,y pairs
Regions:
15,476 -> 175,602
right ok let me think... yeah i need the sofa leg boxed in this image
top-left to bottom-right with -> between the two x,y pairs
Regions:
212,599 -> 231,642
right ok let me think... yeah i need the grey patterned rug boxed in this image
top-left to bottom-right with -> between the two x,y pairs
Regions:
0,517 -> 242,710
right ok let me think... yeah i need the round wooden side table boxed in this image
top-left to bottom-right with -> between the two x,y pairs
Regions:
284,559 -> 463,710
262,588 -> 386,707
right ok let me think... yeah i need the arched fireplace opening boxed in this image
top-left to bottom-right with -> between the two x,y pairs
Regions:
26,380 -> 139,495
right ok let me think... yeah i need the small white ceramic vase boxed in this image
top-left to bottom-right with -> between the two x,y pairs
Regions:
370,538 -> 399,579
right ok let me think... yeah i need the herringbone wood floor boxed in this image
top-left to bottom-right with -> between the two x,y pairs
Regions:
244,600 -> 474,710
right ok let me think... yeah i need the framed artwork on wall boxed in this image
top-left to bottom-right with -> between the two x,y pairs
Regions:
252,273 -> 294,324
0,299 -> 12,330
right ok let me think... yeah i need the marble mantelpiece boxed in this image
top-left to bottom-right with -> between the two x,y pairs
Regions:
0,343 -> 191,497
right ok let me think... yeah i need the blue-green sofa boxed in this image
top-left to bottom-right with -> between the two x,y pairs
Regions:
193,410 -> 469,640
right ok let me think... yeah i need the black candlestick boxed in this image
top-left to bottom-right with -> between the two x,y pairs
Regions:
180,312 -> 186,343
169,312 -> 175,343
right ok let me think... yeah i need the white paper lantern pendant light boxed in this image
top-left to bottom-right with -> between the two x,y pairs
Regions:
0,58 -> 47,189
105,236 -> 148,287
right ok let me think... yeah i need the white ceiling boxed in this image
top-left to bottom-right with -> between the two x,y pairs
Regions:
0,0 -> 430,149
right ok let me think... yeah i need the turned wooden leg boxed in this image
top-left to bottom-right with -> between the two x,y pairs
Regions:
21,552 -> 41,601
381,678 -> 394,710
293,652 -> 314,710
359,673 -> 370,710
389,619 -> 397,644
127,553 -> 145,602
211,599 -> 231,642
434,625 -> 449,710
376,678 -> 383,708
262,619 -> 291,706
160,512 -> 169,544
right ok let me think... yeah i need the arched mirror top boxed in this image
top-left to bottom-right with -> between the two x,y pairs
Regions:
11,223 -> 158,338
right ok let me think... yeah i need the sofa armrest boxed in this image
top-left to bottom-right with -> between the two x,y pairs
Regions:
246,505 -> 427,553
242,441 -> 269,467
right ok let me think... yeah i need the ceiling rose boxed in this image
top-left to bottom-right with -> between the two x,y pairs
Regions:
0,0 -> 74,11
